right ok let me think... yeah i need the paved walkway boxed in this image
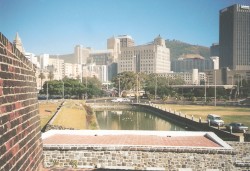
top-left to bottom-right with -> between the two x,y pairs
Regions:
43,134 -> 221,147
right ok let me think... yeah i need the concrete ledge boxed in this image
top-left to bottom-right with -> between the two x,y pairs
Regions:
42,130 -> 233,152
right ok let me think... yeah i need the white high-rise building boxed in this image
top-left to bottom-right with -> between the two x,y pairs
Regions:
159,70 -> 207,85
82,63 -> 108,83
74,45 -> 90,65
48,58 -> 64,80
40,54 -> 49,69
64,63 -> 82,79
107,37 -> 121,61
64,63 -> 74,78
192,69 -> 199,85
118,35 -> 170,74
25,52 -> 38,66
210,56 -> 219,70
98,65 -> 107,83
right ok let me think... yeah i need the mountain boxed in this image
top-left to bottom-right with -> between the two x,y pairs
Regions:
165,39 -> 210,60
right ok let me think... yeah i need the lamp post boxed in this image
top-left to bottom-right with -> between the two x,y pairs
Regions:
85,76 -> 88,100
240,74 -> 243,97
155,74 -> 157,101
118,77 -> 121,97
62,80 -> 64,100
136,73 -> 139,103
204,75 -> 207,103
133,55 -> 140,103
214,70 -> 216,106
46,82 -> 49,102
237,74 -> 240,98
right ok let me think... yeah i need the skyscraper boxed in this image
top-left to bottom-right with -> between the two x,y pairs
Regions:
219,4 -> 250,70
210,43 -> 219,57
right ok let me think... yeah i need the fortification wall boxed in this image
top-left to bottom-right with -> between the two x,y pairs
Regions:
43,142 -> 250,170
0,33 -> 42,171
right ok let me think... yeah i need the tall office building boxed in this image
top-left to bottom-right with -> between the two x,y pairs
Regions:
210,43 -> 219,57
171,54 -> 214,72
48,58 -> 65,80
40,54 -> 50,69
210,56 -> 219,70
118,35 -> 170,74
116,35 -> 135,48
74,45 -> 90,65
107,36 -> 121,61
219,4 -> 250,70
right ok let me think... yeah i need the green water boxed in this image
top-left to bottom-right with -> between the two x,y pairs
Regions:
95,109 -> 186,131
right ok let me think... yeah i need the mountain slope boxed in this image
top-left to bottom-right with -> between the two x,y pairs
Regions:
165,39 -> 210,60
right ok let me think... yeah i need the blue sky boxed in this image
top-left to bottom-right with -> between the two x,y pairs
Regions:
0,0 -> 249,55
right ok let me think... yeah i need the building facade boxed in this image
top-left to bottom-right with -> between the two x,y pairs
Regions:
118,35 -> 170,74
40,53 -> 50,69
48,58 -> 65,80
82,63 -> 107,83
219,4 -> 250,70
74,45 -> 90,65
171,54 -> 215,72
210,56 -> 219,70
25,52 -> 39,67
90,50 -> 113,65
116,35 -> 135,48
210,43 -> 220,57
107,37 -> 121,61
159,70 -> 206,85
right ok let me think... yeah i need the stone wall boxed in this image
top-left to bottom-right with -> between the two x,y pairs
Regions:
43,142 -> 250,170
0,33 -> 43,171
228,142 -> 250,168
135,104 -> 240,141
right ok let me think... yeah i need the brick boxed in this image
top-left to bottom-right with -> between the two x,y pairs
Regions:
1,63 -> 8,71
0,32 -> 42,170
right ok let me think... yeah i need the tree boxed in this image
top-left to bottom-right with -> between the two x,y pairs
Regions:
144,74 -> 175,99
40,78 -> 88,99
168,76 -> 185,85
236,79 -> 250,98
48,71 -> 54,81
38,72 -> 46,88
112,71 -> 137,91
85,76 -> 103,98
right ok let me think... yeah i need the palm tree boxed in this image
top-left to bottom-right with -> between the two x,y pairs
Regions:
48,71 -> 54,81
38,72 -> 46,89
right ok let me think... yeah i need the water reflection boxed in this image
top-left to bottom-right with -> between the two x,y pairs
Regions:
95,109 -> 185,131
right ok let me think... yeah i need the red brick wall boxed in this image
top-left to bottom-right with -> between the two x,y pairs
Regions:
0,33 -> 43,171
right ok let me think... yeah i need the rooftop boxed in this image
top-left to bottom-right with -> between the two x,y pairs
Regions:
42,130 -> 232,149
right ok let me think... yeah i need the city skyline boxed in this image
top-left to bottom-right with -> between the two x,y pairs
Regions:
0,0 -> 249,55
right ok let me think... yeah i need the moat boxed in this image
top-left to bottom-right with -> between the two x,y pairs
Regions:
95,109 -> 186,131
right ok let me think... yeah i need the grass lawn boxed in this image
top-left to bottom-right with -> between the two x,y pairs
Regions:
52,100 -> 87,129
158,104 -> 250,128
39,101 -> 61,129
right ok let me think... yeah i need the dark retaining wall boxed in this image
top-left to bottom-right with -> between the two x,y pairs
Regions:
0,33 -> 43,171
133,104 -> 240,141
